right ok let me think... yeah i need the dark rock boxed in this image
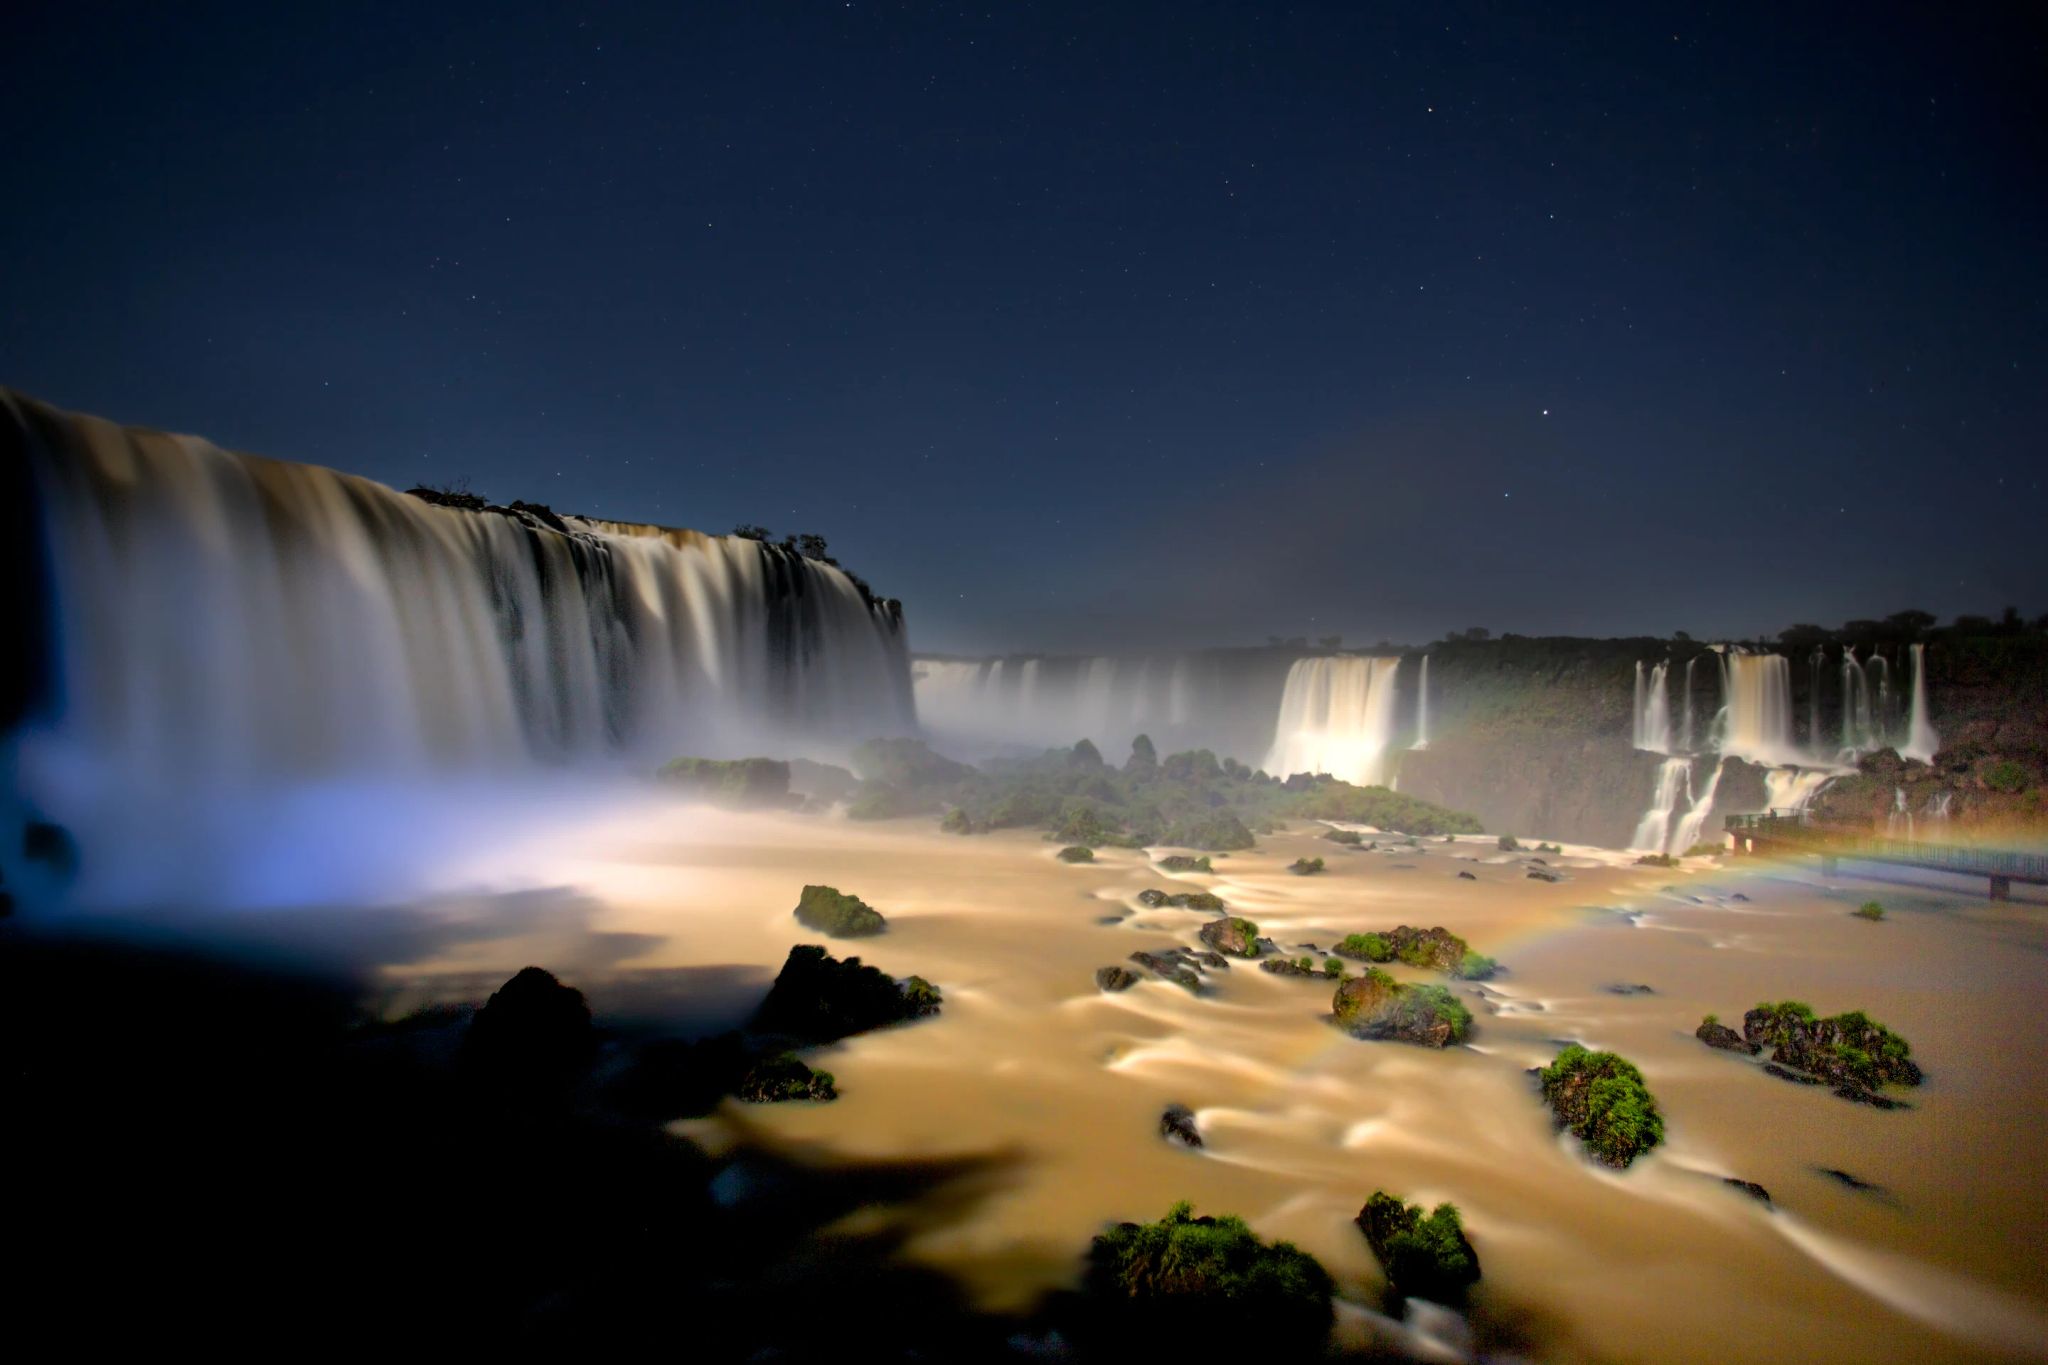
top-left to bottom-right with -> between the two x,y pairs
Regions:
1136,888 -> 1170,908
1095,966 -> 1140,992
1160,1104 -> 1203,1148
1057,845 -> 1096,863
1764,1062 -> 1826,1086
464,966 -> 594,1079
1526,868 -> 1562,882
1129,950 -> 1200,992
1731,893 -> 1751,903
1194,950 -> 1230,970
1260,958 -> 1319,978
1743,1004 -> 1922,1092
1817,1167 -> 1886,1195
1833,1085 -> 1909,1110
753,944 -> 940,1043
1095,915 -> 1126,926
1156,854 -> 1214,873
1605,983 -> 1655,996
1456,870 -> 1478,880
1723,1178 -> 1772,1205
23,821 -> 78,878
1695,1021 -> 1760,1054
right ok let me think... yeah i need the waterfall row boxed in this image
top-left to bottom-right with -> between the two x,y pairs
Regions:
1263,656 -> 1403,788
1632,661 -> 1672,753
6,391 -> 917,818
911,654 -> 1202,755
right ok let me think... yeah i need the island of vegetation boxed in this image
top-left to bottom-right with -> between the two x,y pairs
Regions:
1536,1044 -> 1664,1168
1332,968 -> 1473,1047
1333,925 -> 1498,980
1737,1001 -> 1921,1106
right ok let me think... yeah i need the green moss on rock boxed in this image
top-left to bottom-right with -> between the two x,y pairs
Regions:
793,884 -> 887,937
1357,1191 -> 1480,1303
1537,1044 -> 1664,1168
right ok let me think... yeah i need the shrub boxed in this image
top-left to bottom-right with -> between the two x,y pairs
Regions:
1337,932 -> 1394,963
1289,857 -> 1326,875
793,884 -> 887,937
1684,842 -> 1723,857
1163,809 -> 1256,852
1357,1192 -> 1480,1303
1984,760 -> 2029,794
1157,854 -> 1214,873
1324,829 -> 1364,846
939,806 -> 975,834
1058,845 -> 1096,863
1497,834 -> 1520,851
1853,901 -> 1885,921
1536,1044 -> 1664,1168
1455,950 -> 1497,980
1633,853 -> 1679,868
1322,958 -> 1344,977
736,1052 -> 837,1102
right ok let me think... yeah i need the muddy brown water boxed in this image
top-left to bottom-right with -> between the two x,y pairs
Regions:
387,806 -> 2048,1363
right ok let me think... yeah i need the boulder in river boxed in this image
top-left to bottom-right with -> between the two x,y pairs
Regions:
1198,916 -> 1262,958
1160,1103 -> 1203,1148
1332,969 -> 1472,1048
1356,1190 -> 1480,1303
754,944 -> 941,1043
1095,965 -> 1139,992
1695,1018 -> 1761,1054
793,884 -> 887,937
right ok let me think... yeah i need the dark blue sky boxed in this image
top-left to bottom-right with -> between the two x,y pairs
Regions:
5,2 -> 2043,653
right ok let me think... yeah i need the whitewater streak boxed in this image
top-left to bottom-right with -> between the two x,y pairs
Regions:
6,391 -> 917,804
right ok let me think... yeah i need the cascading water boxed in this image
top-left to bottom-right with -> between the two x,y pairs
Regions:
1808,648 -> 1825,754
1841,648 -> 1879,756
1412,654 -> 1431,750
1671,758 -> 1727,853
1718,652 -> 1803,767
1630,757 -> 1691,853
6,391 -> 916,893
1764,769 -> 1834,815
1902,642 -> 1939,762
1263,657 -> 1402,787
1632,661 -> 1672,753
1680,654 -> 1701,754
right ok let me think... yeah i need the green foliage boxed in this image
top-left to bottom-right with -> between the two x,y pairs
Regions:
1162,808 -> 1256,851
1854,900 -> 1885,921
1401,985 -> 1473,1039
1338,932 -> 1394,963
1684,842 -> 1724,857
1081,1203 -> 1335,1354
1537,1044 -> 1664,1168
1288,856 -> 1326,875
1324,828 -> 1364,845
1744,1001 -> 1918,1090
1702,1012 -> 1719,1027
793,884 -> 887,937
1157,854 -> 1214,873
939,806 -> 975,834
1535,842 -> 1563,854
1984,760 -> 2029,793
844,782 -> 932,820
1497,834 -> 1521,851
655,756 -> 791,807
1633,852 -> 1679,868
1322,958 -> 1344,977
1455,950 -> 1497,980
1357,1192 -> 1480,1302
850,736 -> 973,789
1280,783 -> 1483,835
735,1051 -> 838,1102
1058,845 -> 1096,863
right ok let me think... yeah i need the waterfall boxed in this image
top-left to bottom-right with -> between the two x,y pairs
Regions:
1840,648 -> 1878,755
1808,648 -> 1825,755
1886,787 -> 1914,840
1870,654 -> 1893,743
1632,661 -> 1672,753
1412,654 -> 1431,750
1630,757 -> 1691,852
1902,643 -> 1939,762
1718,652 -> 1801,766
1765,769 -> 1834,815
1680,654 -> 1700,753
1263,656 -> 1402,787
1671,758 -> 1727,853
9,391 -> 916,818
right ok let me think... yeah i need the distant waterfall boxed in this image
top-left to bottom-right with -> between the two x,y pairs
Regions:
1672,758 -> 1727,853
1808,649 -> 1826,753
1632,661 -> 1672,753
1264,657 -> 1402,787
1412,654 -> 1431,750
1870,654 -> 1893,740
1630,757 -> 1691,852
1679,654 -> 1701,753
8,391 -> 916,807
912,651 -> 1239,756
1840,648 -> 1879,755
1902,643 -> 1939,761
1718,653 -> 1801,766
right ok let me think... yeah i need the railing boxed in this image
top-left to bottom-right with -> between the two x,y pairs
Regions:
1724,812 -> 2048,883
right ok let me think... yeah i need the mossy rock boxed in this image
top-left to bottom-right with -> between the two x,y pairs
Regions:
1156,854 -> 1214,873
656,756 -> 792,807
736,1051 -> 837,1102
1058,845 -> 1096,863
1333,969 -> 1471,1047
1357,1191 -> 1480,1303
754,945 -> 941,1043
1077,1203 -> 1335,1354
1537,1044 -> 1664,1167
793,884 -> 887,937
1324,829 -> 1364,846
1288,857 -> 1326,875
1198,916 -> 1262,958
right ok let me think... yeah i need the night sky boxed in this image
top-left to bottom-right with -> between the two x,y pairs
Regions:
5,2 -> 2043,654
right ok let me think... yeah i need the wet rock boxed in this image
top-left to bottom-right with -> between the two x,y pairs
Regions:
1833,1085 -> 1910,1110
1764,1062 -> 1827,1086
1731,893 -> 1751,903
1198,916 -> 1261,959
1194,950 -> 1230,971
1817,1167 -> 1886,1196
1260,957 -> 1319,978
1160,1103 -> 1203,1148
1095,966 -> 1140,992
1723,1178 -> 1772,1205
1356,1191 -> 1480,1303
1129,950 -> 1201,992
1095,915 -> 1127,926
1743,1003 -> 1923,1093
1526,868 -> 1562,883
1695,1021 -> 1760,1054
1254,936 -> 1280,956
1136,888 -> 1170,908
1605,983 -> 1655,996
464,966 -> 594,1080
1456,870 -> 1478,880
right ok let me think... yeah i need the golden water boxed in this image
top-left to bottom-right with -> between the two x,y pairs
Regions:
393,810 -> 2048,1363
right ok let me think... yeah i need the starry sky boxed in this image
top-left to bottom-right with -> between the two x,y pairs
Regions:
5,1 -> 2043,654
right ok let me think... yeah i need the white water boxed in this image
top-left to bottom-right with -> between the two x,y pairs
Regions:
1630,756 -> 1691,853
1902,642 -> 1939,761
1680,654 -> 1701,753
1412,654 -> 1430,750
1764,769 -> 1834,814
1263,656 -> 1402,787
912,653 -> 1225,757
1671,757 -> 1726,852
9,391 -> 916,895
1717,652 -> 1804,767
1632,660 -> 1672,753
1841,647 -> 1878,755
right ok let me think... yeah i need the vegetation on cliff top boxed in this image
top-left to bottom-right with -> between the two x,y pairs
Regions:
839,735 -> 1482,847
